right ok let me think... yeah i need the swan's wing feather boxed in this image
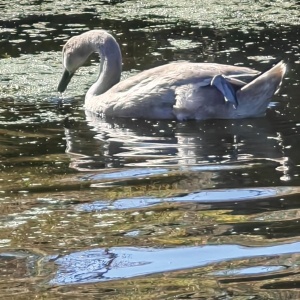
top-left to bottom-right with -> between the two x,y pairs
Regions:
211,75 -> 238,107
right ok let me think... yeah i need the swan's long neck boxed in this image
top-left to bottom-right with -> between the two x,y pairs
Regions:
85,31 -> 122,102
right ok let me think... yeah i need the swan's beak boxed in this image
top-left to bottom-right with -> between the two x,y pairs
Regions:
58,69 -> 74,93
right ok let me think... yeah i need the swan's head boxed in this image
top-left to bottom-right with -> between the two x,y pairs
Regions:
58,36 -> 91,93
58,30 -> 122,95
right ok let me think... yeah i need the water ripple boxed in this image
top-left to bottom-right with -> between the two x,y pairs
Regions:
49,241 -> 300,285
77,186 -> 300,211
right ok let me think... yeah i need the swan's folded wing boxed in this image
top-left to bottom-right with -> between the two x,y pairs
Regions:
102,76 -> 177,119
173,76 -> 249,120
173,82 -> 215,120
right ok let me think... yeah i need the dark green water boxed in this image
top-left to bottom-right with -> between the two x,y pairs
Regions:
1,1 -> 300,299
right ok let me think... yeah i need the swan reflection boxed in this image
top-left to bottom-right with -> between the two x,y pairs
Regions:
64,112 -> 290,182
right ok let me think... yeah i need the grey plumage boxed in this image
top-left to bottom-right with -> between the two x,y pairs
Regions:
58,30 -> 286,121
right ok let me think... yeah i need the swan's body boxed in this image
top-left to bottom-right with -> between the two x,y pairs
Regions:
58,30 -> 286,120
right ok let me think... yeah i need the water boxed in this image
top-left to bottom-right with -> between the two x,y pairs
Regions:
1,1 -> 300,299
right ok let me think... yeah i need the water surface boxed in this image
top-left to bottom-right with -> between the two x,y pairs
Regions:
1,1 -> 300,299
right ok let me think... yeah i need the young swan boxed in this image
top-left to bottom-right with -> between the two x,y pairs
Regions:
58,30 -> 286,120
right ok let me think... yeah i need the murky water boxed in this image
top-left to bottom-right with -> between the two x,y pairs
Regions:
1,0 -> 300,299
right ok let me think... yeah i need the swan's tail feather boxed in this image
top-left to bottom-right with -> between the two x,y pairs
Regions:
235,60 -> 286,116
239,60 -> 286,97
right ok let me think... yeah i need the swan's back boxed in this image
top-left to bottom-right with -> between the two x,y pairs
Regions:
85,62 -> 260,119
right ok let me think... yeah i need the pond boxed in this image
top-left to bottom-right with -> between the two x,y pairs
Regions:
1,0 -> 300,299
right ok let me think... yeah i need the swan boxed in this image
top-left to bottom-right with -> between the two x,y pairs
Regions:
58,29 -> 286,121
